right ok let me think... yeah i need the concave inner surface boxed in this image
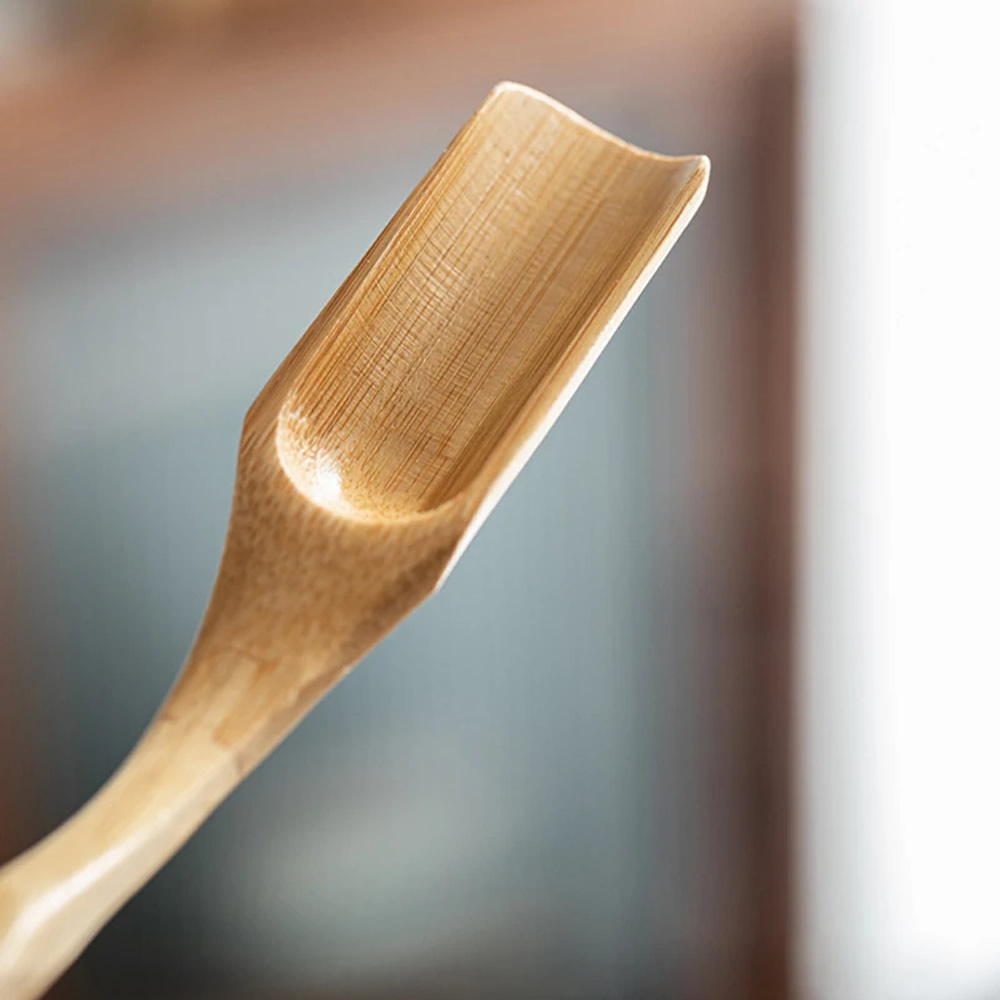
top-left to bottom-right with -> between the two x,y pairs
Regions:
278,85 -> 699,519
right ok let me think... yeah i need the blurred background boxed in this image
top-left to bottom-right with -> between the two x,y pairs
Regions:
0,1 -> 996,999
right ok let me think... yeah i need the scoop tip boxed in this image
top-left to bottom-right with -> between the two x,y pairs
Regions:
484,82 -> 711,180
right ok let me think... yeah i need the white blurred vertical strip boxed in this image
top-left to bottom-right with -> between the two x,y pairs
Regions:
801,2 -> 1000,999
800,3 -> 883,996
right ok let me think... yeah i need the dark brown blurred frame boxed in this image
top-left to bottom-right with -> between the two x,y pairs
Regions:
0,1 -> 797,997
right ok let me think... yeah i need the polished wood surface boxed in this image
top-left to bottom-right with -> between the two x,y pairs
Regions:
0,82 -> 707,1000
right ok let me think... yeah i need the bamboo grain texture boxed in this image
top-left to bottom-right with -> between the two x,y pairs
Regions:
0,82 -> 708,999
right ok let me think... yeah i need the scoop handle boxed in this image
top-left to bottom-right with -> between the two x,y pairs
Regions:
0,640 -> 326,1000
0,710 -> 233,998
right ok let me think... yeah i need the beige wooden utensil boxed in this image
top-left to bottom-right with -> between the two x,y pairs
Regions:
0,81 -> 707,999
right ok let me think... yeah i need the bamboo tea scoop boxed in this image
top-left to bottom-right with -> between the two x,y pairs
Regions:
0,82 -> 708,998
